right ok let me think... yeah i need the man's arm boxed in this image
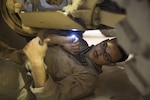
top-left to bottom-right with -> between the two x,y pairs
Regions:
37,29 -> 80,55
23,37 -> 60,100
23,37 -> 49,87
44,34 -> 80,55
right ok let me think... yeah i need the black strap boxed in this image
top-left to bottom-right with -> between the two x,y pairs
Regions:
76,45 -> 94,66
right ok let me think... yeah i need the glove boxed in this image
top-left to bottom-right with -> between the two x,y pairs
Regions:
6,0 -> 33,13
63,0 -> 84,14
6,0 -> 24,13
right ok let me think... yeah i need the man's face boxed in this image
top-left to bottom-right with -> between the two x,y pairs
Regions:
87,39 -> 122,65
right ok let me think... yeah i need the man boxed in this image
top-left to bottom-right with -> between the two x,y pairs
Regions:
22,29 -> 128,100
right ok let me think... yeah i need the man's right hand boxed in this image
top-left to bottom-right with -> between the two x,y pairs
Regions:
47,34 -> 80,55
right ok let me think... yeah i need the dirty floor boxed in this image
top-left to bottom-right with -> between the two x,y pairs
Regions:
80,66 -> 140,100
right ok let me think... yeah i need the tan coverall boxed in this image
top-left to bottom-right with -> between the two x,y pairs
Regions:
0,39 -> 100,100
27,45 -> 100,100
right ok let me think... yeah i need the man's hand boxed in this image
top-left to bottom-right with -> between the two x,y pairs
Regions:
62,36 -> 80,55
23,37 -> 50,64
63,42 -> 80,55
48,35 -> 80,55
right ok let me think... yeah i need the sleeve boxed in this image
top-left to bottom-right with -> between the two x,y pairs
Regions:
30,75 -> 59,100
30,71 -> 98,100
26,61 -> 59,100
27,47 -> 98,100
57,73 -> 98,100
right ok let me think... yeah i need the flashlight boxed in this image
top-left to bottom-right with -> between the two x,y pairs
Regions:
71,35 -> 78,43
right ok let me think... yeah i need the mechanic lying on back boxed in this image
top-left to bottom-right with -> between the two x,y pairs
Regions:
22,29 -> 128,100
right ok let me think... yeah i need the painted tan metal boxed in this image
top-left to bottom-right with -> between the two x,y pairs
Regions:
100,10 -> 126,27
19,11 -> 85,30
